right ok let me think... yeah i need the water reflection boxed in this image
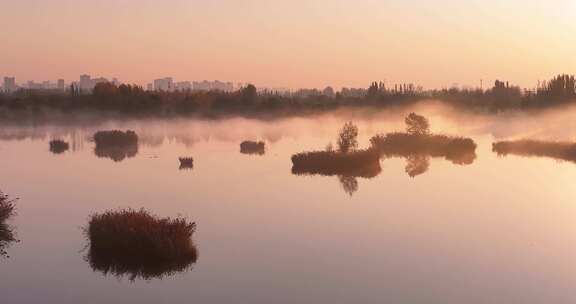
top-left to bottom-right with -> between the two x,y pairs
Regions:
49,139 -> 70,154
240,141 -> 265,155
493,140 -> 576,163
405,155 -> 430,178
93,130 -> 139,162
85,209 -> 198,281
338,175 -> 359,196
0,191 -> 17,258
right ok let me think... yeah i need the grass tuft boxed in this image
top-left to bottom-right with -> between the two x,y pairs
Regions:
291,149 -> 381,178
240,141 -> 265,155
493,140 -> 576,163
49,139 -> 70,154
370,132 -> 477,165
86,208 -> 197,281
93,130 -> 138,162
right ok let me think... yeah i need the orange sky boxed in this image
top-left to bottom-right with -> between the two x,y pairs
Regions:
1,0 -> 575,89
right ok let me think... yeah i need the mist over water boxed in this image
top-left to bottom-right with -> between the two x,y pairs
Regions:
2,102 -> 576,303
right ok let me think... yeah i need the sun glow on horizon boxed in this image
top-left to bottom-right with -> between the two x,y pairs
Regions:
0,0 -> 574,90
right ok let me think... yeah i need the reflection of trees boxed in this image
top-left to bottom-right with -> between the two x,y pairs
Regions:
0,191 -> 17,258
338,175 -> 358,196
405,155 -> 430,178
85,209 -> 198,281
493,140 -> 576,163
94,130 -> 139,162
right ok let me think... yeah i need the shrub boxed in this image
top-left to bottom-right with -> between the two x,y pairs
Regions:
86,208 -> 198,281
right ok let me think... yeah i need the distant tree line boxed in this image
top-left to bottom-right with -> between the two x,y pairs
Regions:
1,74 -> 575,115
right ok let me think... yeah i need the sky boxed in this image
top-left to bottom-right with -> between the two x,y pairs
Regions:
0,0 -> 575,89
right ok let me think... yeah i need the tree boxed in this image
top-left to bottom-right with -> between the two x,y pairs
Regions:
241,84 -> 258,104
367,82 -> 379,98
93,82 -> 118,98
337,122 -> 359,153
405,113 -> 430,135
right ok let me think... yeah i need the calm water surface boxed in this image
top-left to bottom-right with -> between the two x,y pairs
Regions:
2,103 -> 576,303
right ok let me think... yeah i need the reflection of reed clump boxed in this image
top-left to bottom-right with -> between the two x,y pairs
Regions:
240,141 -> 265,155
292,150 -> 381,178
49,139 -> 70,154
179,157 -> 194,170
86,209 -> 198,281
493,140 -> 576,163
0,191 -> 17,258
94,130 -> 138,162
370,133 -> 477,164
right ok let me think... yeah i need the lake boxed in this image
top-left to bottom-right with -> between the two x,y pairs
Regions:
2,102 -> 576,303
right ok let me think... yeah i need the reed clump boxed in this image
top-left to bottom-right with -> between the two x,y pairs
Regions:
49,139 -> 70,154
0,192 -> 15,222
179,157 -> 194,170
240,141 -> 265,155
291,149 -> 381,178
86,208 -> 197,281
493,140 -> 576,162
93,130 -> 138,162
370,133 -> 477,165
0,191 -> 17,258
94,130 -> 138,147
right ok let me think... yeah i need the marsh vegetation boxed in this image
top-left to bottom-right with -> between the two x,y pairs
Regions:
179,157 -> 194,170
493,140 -> 576,163
93,130 -> 139,162
49,139 -> 70,154
240,141 -> 265,155
0,191 -> 18,258
370,113 -> 477,177
85,208 -> 198,281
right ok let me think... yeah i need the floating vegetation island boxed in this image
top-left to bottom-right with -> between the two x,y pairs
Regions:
49,139 -> 70,154
493,140 -> 576,163
291,149 -> 381,178
370,133 -> 477,165
93,130 -> 139,162
86,208 -> 198,281
179,157 -> 194,170
240,141 -> 265,155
